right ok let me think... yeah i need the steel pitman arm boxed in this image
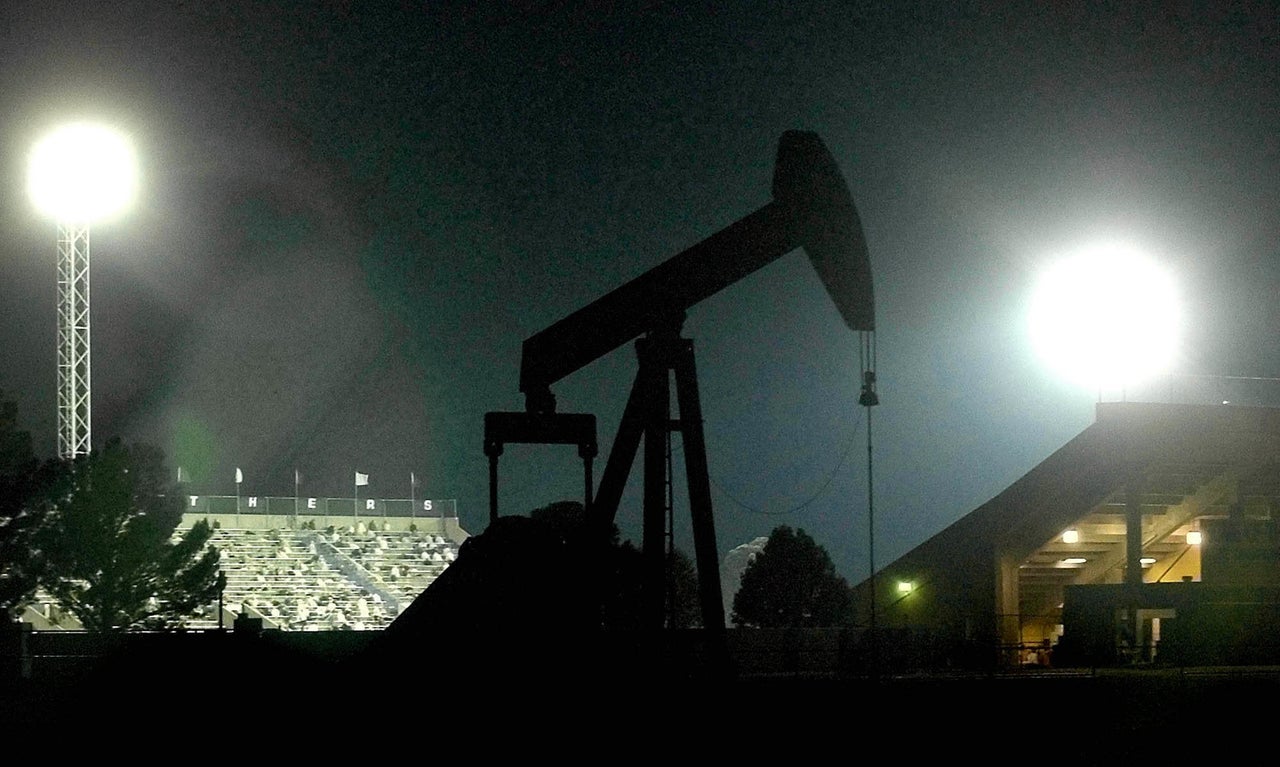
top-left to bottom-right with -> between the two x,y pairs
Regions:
518,130 -> 875,414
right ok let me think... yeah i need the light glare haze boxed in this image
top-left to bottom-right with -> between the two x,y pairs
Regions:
2,3 -> 1278,584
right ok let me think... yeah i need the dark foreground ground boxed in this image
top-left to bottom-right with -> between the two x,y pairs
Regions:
6,635 -> 1279,762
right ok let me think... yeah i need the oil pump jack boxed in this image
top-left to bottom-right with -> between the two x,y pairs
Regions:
484,130 -> 877,671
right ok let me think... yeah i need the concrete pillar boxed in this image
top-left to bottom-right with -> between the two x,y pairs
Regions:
1126,482 -> 1144,587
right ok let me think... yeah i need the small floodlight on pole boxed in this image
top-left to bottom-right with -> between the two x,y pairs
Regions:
28,122 -> 138,460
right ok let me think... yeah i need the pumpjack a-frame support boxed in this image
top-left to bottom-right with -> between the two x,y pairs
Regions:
481,318 -> 731,671
590,316 -> 727,646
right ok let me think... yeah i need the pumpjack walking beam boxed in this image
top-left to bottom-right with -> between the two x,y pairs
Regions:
517,131 -> 874,417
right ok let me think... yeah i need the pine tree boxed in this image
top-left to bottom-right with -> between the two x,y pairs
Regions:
41,438 -> 221,632
0,393 -> 48,620
731,525 -> 852,628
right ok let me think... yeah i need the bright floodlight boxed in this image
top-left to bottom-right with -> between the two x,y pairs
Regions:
1029,242 -> 1181,391
28,122 -> 138,224
29,122 -> 138,458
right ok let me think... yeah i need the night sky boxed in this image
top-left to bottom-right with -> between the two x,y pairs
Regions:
2,3 -> 1278,584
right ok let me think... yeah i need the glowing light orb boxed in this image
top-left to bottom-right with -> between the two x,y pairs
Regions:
1028,243 -> 1181,390
28,122 -> 138,224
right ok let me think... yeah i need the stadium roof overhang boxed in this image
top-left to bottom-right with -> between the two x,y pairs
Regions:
859,401 -> 1280,642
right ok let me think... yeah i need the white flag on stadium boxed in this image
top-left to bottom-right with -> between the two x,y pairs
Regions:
235,467 -> 243,484
411,471 -> 418,488
355,471 -> 369,486
177,466 -> 187,483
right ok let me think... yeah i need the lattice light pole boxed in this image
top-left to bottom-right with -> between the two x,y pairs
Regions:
28,122 -> 137,459
54,222 -> 92,459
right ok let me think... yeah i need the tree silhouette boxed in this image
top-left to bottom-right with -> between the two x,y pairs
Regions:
666,546 -> 701,629
731,525 -> 852,628
530,499 -> 614,546
529,500 -> 700,629
40,438 -> 221,632
0,393 -> 49,621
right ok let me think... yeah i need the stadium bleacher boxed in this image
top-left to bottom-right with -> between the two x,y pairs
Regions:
23,516 -> 463,632
188,521 -> 461,631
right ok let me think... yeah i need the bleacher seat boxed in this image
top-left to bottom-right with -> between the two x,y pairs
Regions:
174,525 -> 461,631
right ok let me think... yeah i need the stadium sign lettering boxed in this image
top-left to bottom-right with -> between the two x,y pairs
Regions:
182,495 -> 448,515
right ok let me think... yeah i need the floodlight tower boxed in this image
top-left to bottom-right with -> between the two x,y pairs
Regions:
28,122 -> 138,459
